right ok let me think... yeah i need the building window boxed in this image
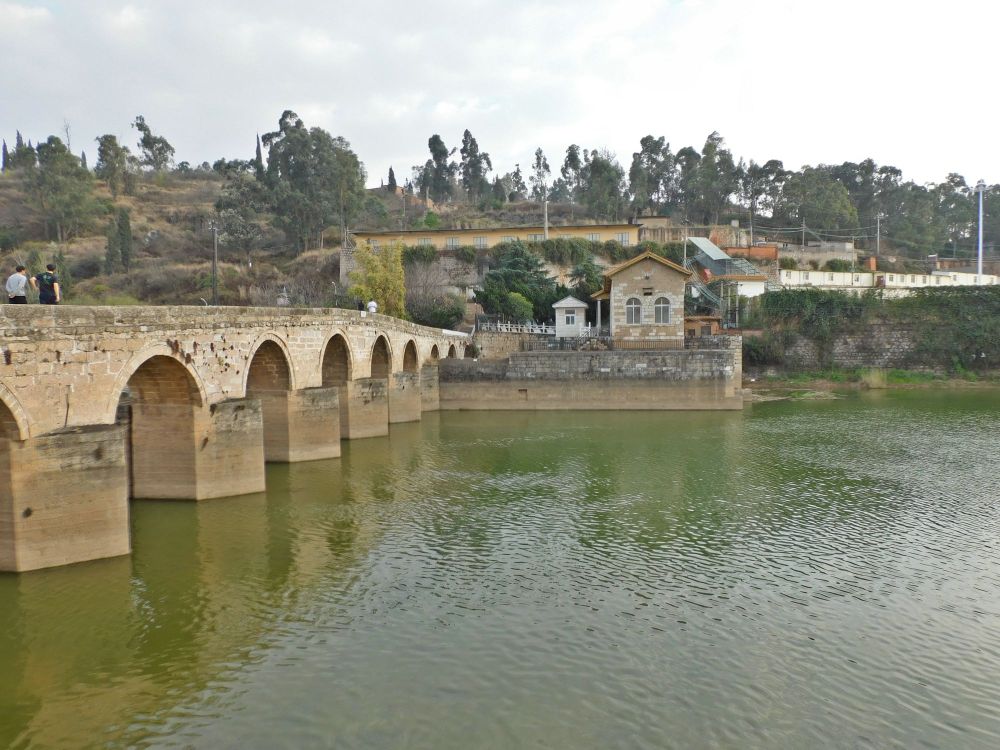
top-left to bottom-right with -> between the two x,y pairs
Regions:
587,233 -> 600,243
626,298 -> 641,324
370,239 -> 379,250
828,273 -> 835,281
909,275 -> 915,283
528,233 -> 544,242
785,271 -> 793,279
565,311 -> 575,325
854,275 -> 860,282
446,237 -> 459,249
474,236 -> 487,249
654,297 -> 670,324
502,236 -> 515,243
417,238 -> 432,246
616,232 -> 630,246
888,274 -> 894,282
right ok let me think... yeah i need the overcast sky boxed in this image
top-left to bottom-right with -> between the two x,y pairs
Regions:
2,0 -> 997,188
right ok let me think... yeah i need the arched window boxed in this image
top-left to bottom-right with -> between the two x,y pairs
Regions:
626,297 -> 641,325
654,297 -> 670,324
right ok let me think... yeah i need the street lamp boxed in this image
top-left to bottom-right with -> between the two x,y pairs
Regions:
976,179 -> 986,283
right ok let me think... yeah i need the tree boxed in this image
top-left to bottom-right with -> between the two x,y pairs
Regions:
569,256 -> 603,299
691,131 -> 737,224
424,135 -> 457,202
459,130 -> 492,200
776,167 -> 859,230
579,150 -> 625,221
254,134 -> 265,180
132,115 -> 175,171
561,145 -> 583,201
387,166 -> 397,192
349,241 -> 406,317
736,159 -> 785,236
8,131 -> 36,170
475,241 -> 560,321
117,208 -> 133,271
509,164 -> 527,200
104,216 -> 122,273
1,140 -> 7,171
216,173 -> 267,250
54,248 -> 72,298
94,134 -> 131,198
262,110 -> 367,251
80,151 -> 88,171
25,136 -> 98,241
629,135 -> 675,217
675,146 -> 701,220
530,147 -> 551,200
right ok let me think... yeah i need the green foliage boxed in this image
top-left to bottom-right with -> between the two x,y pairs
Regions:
537,237 -> 591,266
423,211 -> 440,229
505,292 -> 534,322
459,130 -> 492,200
348,241 -> 406,318
601,239 -> 627,262
104,218 -> 122,274
776,167 -> 859,229
402,244 -> 437,265
0,225 -> 20,251
132,115 -> 175,172
824,259 -> 852,272
453,245 -> 477,264
406,292 -> 466,329
569,256 -> 603,299
742,333 -> 785,366
892,287 -> 1000,371
778,256 -> 798,270
117,208 -> 133,271
24,136 -> 100,241
476,240 -> 560,322
579,150 -> 626,221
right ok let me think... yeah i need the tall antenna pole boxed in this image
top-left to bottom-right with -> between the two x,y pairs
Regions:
976,180 -> 986,282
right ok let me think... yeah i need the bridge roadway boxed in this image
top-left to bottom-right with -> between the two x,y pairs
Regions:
0,305 -> 469,572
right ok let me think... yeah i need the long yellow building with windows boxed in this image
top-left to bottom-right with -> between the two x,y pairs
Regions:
350,223 -> 640,251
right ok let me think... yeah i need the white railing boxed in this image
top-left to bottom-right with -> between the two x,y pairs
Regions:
478,321 -> 555,335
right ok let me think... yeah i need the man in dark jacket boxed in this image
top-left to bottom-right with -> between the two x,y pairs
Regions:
30,263 -> 60,305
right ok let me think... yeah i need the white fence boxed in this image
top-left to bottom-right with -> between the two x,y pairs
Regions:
477,321 -> 555,335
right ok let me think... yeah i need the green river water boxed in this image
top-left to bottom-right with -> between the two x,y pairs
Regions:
2,390 -> 999,749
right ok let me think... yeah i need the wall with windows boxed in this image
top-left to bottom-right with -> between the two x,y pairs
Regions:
608,257 -> 686,345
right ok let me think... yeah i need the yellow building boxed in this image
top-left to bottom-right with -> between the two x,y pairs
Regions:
350,223 -> 640,251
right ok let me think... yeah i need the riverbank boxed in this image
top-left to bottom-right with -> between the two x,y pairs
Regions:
745,367 -> 1000,394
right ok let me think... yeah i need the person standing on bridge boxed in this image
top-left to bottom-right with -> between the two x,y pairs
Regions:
30,264 -> 60,305
5,265 -> 29,304
367,299 -> 378,315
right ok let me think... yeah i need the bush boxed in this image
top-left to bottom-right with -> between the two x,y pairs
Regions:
70,254 -> 103,280
505,292 -> 534,322
453,245 -> 477,265
778,256 -> 798,270
406,293 -> 466,329
743,334 -> 785,366
824,259 -> 852,272
402,244 -> 437,265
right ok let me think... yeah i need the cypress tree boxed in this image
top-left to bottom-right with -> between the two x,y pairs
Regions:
1,140 -> 7,171
117,208 -> 133,271
104,217 -> 122,274
254,134 -> 265,180
15,131 -> 24,150
387,166 -> 397,192
54,249 -> 72,298
80,150 -> 88,170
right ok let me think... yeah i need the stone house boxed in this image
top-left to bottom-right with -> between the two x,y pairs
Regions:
552,296 -> 589,338
591,251 -> 691,346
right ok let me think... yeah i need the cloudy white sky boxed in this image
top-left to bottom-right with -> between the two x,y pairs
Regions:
2,0 -> 996,187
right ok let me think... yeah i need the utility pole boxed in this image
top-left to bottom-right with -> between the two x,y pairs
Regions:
876,214 -> 881,256
976,179 -> 986,282
210,221 -> 219,306
543,198 -> 549,240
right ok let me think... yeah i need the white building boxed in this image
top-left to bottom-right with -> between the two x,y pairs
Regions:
552,296 -> 589,338
779,269 -> 999,295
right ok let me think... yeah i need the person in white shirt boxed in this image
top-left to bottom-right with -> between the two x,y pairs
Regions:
5,265 -> 28,304
366,299 -> 378,314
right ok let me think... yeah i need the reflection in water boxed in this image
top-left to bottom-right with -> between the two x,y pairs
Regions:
2,392 -> 1000,748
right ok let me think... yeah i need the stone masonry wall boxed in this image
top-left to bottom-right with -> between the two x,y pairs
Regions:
781,324 -> 918,370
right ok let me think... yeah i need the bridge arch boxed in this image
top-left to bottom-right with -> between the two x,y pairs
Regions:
320,331 -> 354,386
402,340 -> 419,373
370,335 -> 392,379
105,345 -> 207,426
447,344 -> 457,359
243,334 -> 296,396
0,383 -> 29,441
429,344 -> 440,362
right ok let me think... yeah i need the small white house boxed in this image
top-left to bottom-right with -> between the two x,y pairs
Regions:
552,296 -> 588,338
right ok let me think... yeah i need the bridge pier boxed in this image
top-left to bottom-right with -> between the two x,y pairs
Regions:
129,398 -> 266,501
339,379 -> 389,439
421,365 -> 440,412
389,372 -> 422,424
0,425 -> 130,572
258,387 -> 341,462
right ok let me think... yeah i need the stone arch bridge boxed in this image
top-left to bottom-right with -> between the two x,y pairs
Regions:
0,305 -> 469,572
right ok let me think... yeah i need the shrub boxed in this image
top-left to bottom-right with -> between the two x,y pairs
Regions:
778,256 -> 798,270
743,334 -> 784,366
70,254 -> 103,280
824,259 -> 852,272
453,245 -> 477,265
402,244 -> 437,265
406,293 -> 466,329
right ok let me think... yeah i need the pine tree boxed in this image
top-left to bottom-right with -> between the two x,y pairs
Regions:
104,216 -> 122,274
387,166 -> 397,192
117,208 -> 133,271
1,140 -> 8,171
